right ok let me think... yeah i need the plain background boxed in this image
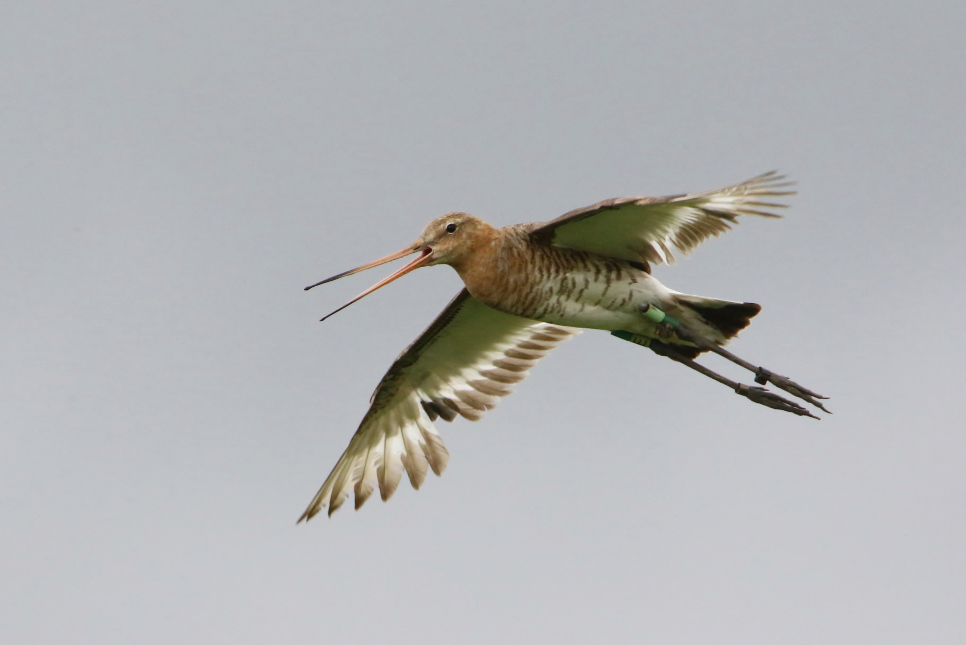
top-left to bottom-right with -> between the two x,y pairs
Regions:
2,2 -> 964,643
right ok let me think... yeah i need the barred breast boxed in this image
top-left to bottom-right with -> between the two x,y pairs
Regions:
454,226 -> 667,332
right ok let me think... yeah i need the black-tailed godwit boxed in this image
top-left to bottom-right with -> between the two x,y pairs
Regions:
299,172 -> 827,520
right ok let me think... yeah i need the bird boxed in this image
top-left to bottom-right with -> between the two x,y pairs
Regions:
299,171 -> 828,521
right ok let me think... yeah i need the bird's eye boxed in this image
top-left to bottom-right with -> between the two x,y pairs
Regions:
446,223 -> 457,234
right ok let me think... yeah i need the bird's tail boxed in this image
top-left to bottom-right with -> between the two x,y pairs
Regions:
671,294 -> 761,347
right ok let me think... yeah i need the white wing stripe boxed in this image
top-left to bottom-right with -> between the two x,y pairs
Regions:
299,296 -> 580,520
399,412 -> 429,490
353,443 -> 378,510
468,379 -> 511,397
416,412 -> 448,477
378,430 -> 404,502
537,172 -> 793,266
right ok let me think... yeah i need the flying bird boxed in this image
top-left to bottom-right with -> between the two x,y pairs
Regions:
299,172 -> 827,521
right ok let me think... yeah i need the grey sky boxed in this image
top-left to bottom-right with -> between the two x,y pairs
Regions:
2,1 -> 964,643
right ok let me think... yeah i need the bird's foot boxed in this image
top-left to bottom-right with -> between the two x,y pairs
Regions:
754,368 -> 831,413
735,384 -> 820,419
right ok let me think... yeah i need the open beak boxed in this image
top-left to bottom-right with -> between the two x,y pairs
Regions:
305,246 -> 433,321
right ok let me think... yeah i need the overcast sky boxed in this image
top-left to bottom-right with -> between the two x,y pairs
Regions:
2,2 -> 965,643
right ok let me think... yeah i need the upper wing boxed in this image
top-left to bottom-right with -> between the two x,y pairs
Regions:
299,289 -> 579,520
528,171 -> 794,266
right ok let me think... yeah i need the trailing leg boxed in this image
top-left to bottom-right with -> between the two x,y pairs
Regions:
645,339 -> 820,419
641,304 -> 830,413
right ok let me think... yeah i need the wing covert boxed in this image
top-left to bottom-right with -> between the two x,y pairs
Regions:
299,289 -> 579,521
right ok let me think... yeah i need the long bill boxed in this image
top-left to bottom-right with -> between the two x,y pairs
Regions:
306,246 -> 433,322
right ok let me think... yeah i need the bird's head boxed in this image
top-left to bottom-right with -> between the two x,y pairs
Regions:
415,212 -> 491,267
305,212 -> 494,321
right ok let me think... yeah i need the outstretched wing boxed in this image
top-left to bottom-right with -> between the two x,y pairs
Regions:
299,289 -> 579,521
529,171 -> 794,266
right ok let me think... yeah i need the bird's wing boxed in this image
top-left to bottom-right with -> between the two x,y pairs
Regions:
299,289 -> 579,520
528,171 -> 794,266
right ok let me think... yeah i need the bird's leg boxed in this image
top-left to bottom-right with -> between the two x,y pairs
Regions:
640,305 -> 830,414
675,330 -> 831,413
610,331 -> 817,418
644,338 -> 820,419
